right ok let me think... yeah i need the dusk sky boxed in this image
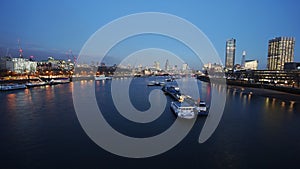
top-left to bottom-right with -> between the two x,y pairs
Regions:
0,0 -> 299,69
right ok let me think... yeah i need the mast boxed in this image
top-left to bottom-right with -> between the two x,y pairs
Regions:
17,39 -> 23,58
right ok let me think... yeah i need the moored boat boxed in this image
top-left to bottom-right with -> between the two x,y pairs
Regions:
95,75 -> 112,80
147,81 -> 156,86
50,78 -> 70,85
196,101 -> 209,115
0,84 -> 27,91
147,81 -> 165,86
26,81 -> 48,88
162,85 -> 184,102
170,101 -> 196,119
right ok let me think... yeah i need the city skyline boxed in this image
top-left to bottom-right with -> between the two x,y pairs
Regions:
0,0 -> 300,69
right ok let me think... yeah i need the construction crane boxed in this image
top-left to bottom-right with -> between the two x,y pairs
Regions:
69,49 -> 76,65
65,51 -> 70,62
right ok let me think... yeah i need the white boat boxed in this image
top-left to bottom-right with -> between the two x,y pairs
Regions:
50,78 -> 70,85
159,81 -> 165,86
170,101 -> 196,119
106,76 -> 113,80
95,75 -> 111,80
0,84 -> 27,91
26,81 -> 47,87
147,81 -> 165,86
147,81 -> 156,86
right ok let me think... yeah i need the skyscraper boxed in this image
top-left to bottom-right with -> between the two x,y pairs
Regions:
225,38 -> 236,70
241,50 -> 246,68
154,61 -> 160,70
267,37 -> 295,70
165,59 -> 169,71
182,63 -> 188,71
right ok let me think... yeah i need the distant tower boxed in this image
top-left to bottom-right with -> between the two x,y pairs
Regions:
154,61 -> 160,70
182,63 -> 188,71
18,39 -> 23,58
165,59 -> 169,71
225,38 -> 236,70
241,50 -> 246,68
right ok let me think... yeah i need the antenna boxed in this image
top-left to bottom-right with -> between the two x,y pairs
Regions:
17,39 -> 23,58
241,50 -> 246,68
6,48 -> 9,56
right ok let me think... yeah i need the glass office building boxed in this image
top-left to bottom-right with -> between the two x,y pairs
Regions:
225,38 -> 236,70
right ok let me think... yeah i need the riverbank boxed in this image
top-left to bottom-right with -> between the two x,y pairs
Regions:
227,79 -> 300,95
0,75 -> 94,84
226,85 -> 300,102
196,75 -> 300,96
0,77 -> 72,84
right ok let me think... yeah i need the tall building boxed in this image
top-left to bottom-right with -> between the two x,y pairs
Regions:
225,38 -> 236,70
164,59 -> 169,71
241,50 -> 246,68
182,63 -> 188,71
267,37 -> 295,70
154,61 -> 160,70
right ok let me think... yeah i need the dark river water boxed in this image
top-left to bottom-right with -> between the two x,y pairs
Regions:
1,77 -> 300,169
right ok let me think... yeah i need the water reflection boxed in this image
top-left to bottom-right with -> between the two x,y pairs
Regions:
242,94 -> 247,106
265,97 -> 269,107
247,93 -> 252,102
45,85 -> 54,101
24,89 -> 33,104
239,91 -> 243,99
1,78 -> 300,169
7,93 -> 17,111
205,83 -> 211,103
271,98 -> 276,109
289,101 -> 295,112
281,101 -> 286,109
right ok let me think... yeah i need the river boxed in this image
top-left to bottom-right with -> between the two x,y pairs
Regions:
1,77 -> 300,169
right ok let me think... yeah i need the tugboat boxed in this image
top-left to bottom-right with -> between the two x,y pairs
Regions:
196,101 -> 209,116
183,96 -> 209,116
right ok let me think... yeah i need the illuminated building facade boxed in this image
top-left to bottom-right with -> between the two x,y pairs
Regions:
267,37 -> 295,70
225,38 -> 236,70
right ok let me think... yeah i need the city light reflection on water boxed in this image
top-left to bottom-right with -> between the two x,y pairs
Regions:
281,101 -> 285,108
6,93 -> 17,111
0,79 -> 300,169
289,101 -> 295,112
271,98 -> 276,109
265,97 -> 269,107
247,93 -> 252,102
